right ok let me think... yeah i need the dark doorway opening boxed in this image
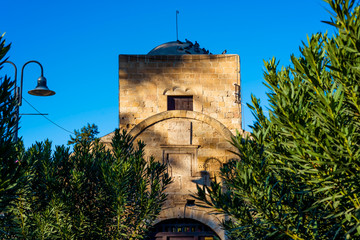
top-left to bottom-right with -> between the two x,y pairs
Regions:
147,218 -> 220,240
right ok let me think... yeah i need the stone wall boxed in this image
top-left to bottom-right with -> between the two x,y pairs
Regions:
101,53 -> 243,240
118,54 -> 241,133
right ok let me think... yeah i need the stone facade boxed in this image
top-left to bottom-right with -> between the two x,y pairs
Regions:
101,52 -> 243,240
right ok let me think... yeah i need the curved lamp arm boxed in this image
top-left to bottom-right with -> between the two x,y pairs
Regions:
4,61 -> 20,141
4,61 -> 18,99
20,60 -> 44,106
4,60 -> 54,142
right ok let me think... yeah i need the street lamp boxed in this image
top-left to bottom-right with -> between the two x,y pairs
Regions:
4,60 -> 55,141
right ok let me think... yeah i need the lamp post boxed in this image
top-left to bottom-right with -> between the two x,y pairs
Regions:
5,60 -> 55,141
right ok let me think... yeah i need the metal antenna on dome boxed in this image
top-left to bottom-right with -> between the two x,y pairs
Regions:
176,10 -> 179,41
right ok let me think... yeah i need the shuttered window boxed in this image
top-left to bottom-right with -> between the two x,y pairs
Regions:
167,96 -> 193,111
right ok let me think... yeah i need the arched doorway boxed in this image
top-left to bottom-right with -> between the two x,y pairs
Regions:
147,218 -> 220,240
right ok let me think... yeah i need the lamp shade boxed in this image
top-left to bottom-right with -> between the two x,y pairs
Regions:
28,76 -> 55,96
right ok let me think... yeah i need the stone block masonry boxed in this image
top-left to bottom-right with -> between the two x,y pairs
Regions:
101,52 -> 244,240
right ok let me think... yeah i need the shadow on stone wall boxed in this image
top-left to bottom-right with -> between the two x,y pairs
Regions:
118,54 -> 242,132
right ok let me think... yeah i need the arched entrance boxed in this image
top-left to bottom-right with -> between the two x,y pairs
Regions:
147,218 -> 220,240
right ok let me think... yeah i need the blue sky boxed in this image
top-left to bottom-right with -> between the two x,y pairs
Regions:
2,0 -> 332,149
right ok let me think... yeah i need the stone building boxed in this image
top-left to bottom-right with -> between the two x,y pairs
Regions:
101,40 -> 243,240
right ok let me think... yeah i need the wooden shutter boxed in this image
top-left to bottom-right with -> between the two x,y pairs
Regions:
168,96 -> 193,110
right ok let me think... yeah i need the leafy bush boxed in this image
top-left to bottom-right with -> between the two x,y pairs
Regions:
0,33 -> 170,240
7,125 -> 171,239
196,0 -> 360,239
0,33 -> 27,238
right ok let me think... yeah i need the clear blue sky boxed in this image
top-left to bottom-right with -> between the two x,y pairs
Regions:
2,0 -> 332,149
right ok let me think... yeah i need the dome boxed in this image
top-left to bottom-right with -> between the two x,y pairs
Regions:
147,39 -> 211,55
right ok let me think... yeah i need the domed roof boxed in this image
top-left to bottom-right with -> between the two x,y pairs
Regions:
148,39 -> 211,55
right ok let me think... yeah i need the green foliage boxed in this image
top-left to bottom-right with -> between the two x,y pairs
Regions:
196,0 -> 360,239
0,33 -> 27,238
6,124 -> 171,239
0,32 -> 170,240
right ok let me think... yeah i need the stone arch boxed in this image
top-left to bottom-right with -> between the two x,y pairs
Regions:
154,207 -> 225,240
128,110 -> 234,141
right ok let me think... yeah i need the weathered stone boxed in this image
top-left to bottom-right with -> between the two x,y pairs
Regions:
100,53 -> 246,240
